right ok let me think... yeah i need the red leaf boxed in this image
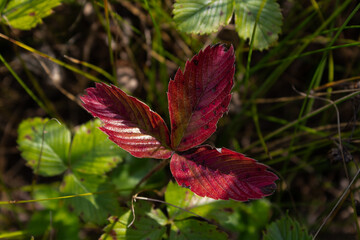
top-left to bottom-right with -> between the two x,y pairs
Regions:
170,146 -> 278,201
81,83 -> 172,159
168,44 -> 235,151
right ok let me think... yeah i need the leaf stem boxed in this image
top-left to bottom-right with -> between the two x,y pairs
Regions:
132,158 -> 171,195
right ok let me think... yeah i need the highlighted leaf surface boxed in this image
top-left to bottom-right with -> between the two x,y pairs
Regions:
81,83 -> 172,159
1,0 -> 62,30
234,0 -> 282,50
168,45 -> 234,151
17,118 -> 70,176
173,0 -> 234,34
170,146 -> 278,201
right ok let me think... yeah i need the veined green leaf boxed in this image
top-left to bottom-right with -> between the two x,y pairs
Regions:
100,201 -> 167,240
60,172 -> 119,225
165,181 -> 271,239
263,214 -> 312,240
234,0 -> 282,50
70,120 -> 125,175
165,181 -> 196,218
1,0 -> 62,30
17,118 -> 70,176
173,0 -> 234,34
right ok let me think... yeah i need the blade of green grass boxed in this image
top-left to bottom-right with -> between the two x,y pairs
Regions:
245,90 -> 360,151
0,54 -> 49,115
0,33 -> 103,83
103,0 -> 117,84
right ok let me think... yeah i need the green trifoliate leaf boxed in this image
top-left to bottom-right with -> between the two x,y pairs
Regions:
263,214 -> 312,240
173,0 -> 234,34
70,120 -> 125,175
17,118 -> 70,176
1,0 -> 62,30
234,0 -> 282,50
100,201 -> 167,240
60,172 -> 119,225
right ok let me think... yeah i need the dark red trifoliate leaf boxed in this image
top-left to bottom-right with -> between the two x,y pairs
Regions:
81,83 -> 172,159
170,145 -> 278,201
168,44 -> 235,151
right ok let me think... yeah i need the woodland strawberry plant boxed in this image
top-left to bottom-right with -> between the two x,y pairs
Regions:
81,44 -> 278,201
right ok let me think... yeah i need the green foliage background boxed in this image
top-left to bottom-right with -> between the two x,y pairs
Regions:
0,0 -> 360,239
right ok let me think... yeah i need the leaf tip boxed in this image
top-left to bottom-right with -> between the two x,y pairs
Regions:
260,182 -> 277,195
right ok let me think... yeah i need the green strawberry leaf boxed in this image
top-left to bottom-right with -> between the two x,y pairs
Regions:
60,172 -> 119,225
165,181 -> 271,239
1,0 -> 62,30
17,118 -> 70,176
263,214 -> 312,240
70,119 -> 125,175
173,0 -> 234,34
234,0 -> 282,50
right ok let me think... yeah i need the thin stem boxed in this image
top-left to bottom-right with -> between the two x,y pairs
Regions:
132,158 -> 170,195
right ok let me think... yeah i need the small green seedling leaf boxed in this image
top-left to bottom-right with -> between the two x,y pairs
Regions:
70,120 -> 124,175
100,201 -> 167,240
263,214 -> 312,240
234,0 -> 282,50
17,118 -> 70,176
173,0 -> 234,34
169,219 -> 228,240
60,172 -> 119,225
1,0 -> 62,30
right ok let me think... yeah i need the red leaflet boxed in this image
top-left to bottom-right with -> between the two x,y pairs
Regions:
170,146 -> 278,201
81,44 -> 278,202
81,83 -> 172,159
168,45 -> 235,151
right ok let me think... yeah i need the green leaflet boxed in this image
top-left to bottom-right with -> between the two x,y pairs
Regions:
61,173 -> 119,225
173,0 -> 283,50
70,120 -> 123,175
17,118 -> 70,176
165,181 -> 271,239
173,0 -> 234,34
263,214 -> 312,240
234,0 -> 282,50
1,0 -> 62,30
